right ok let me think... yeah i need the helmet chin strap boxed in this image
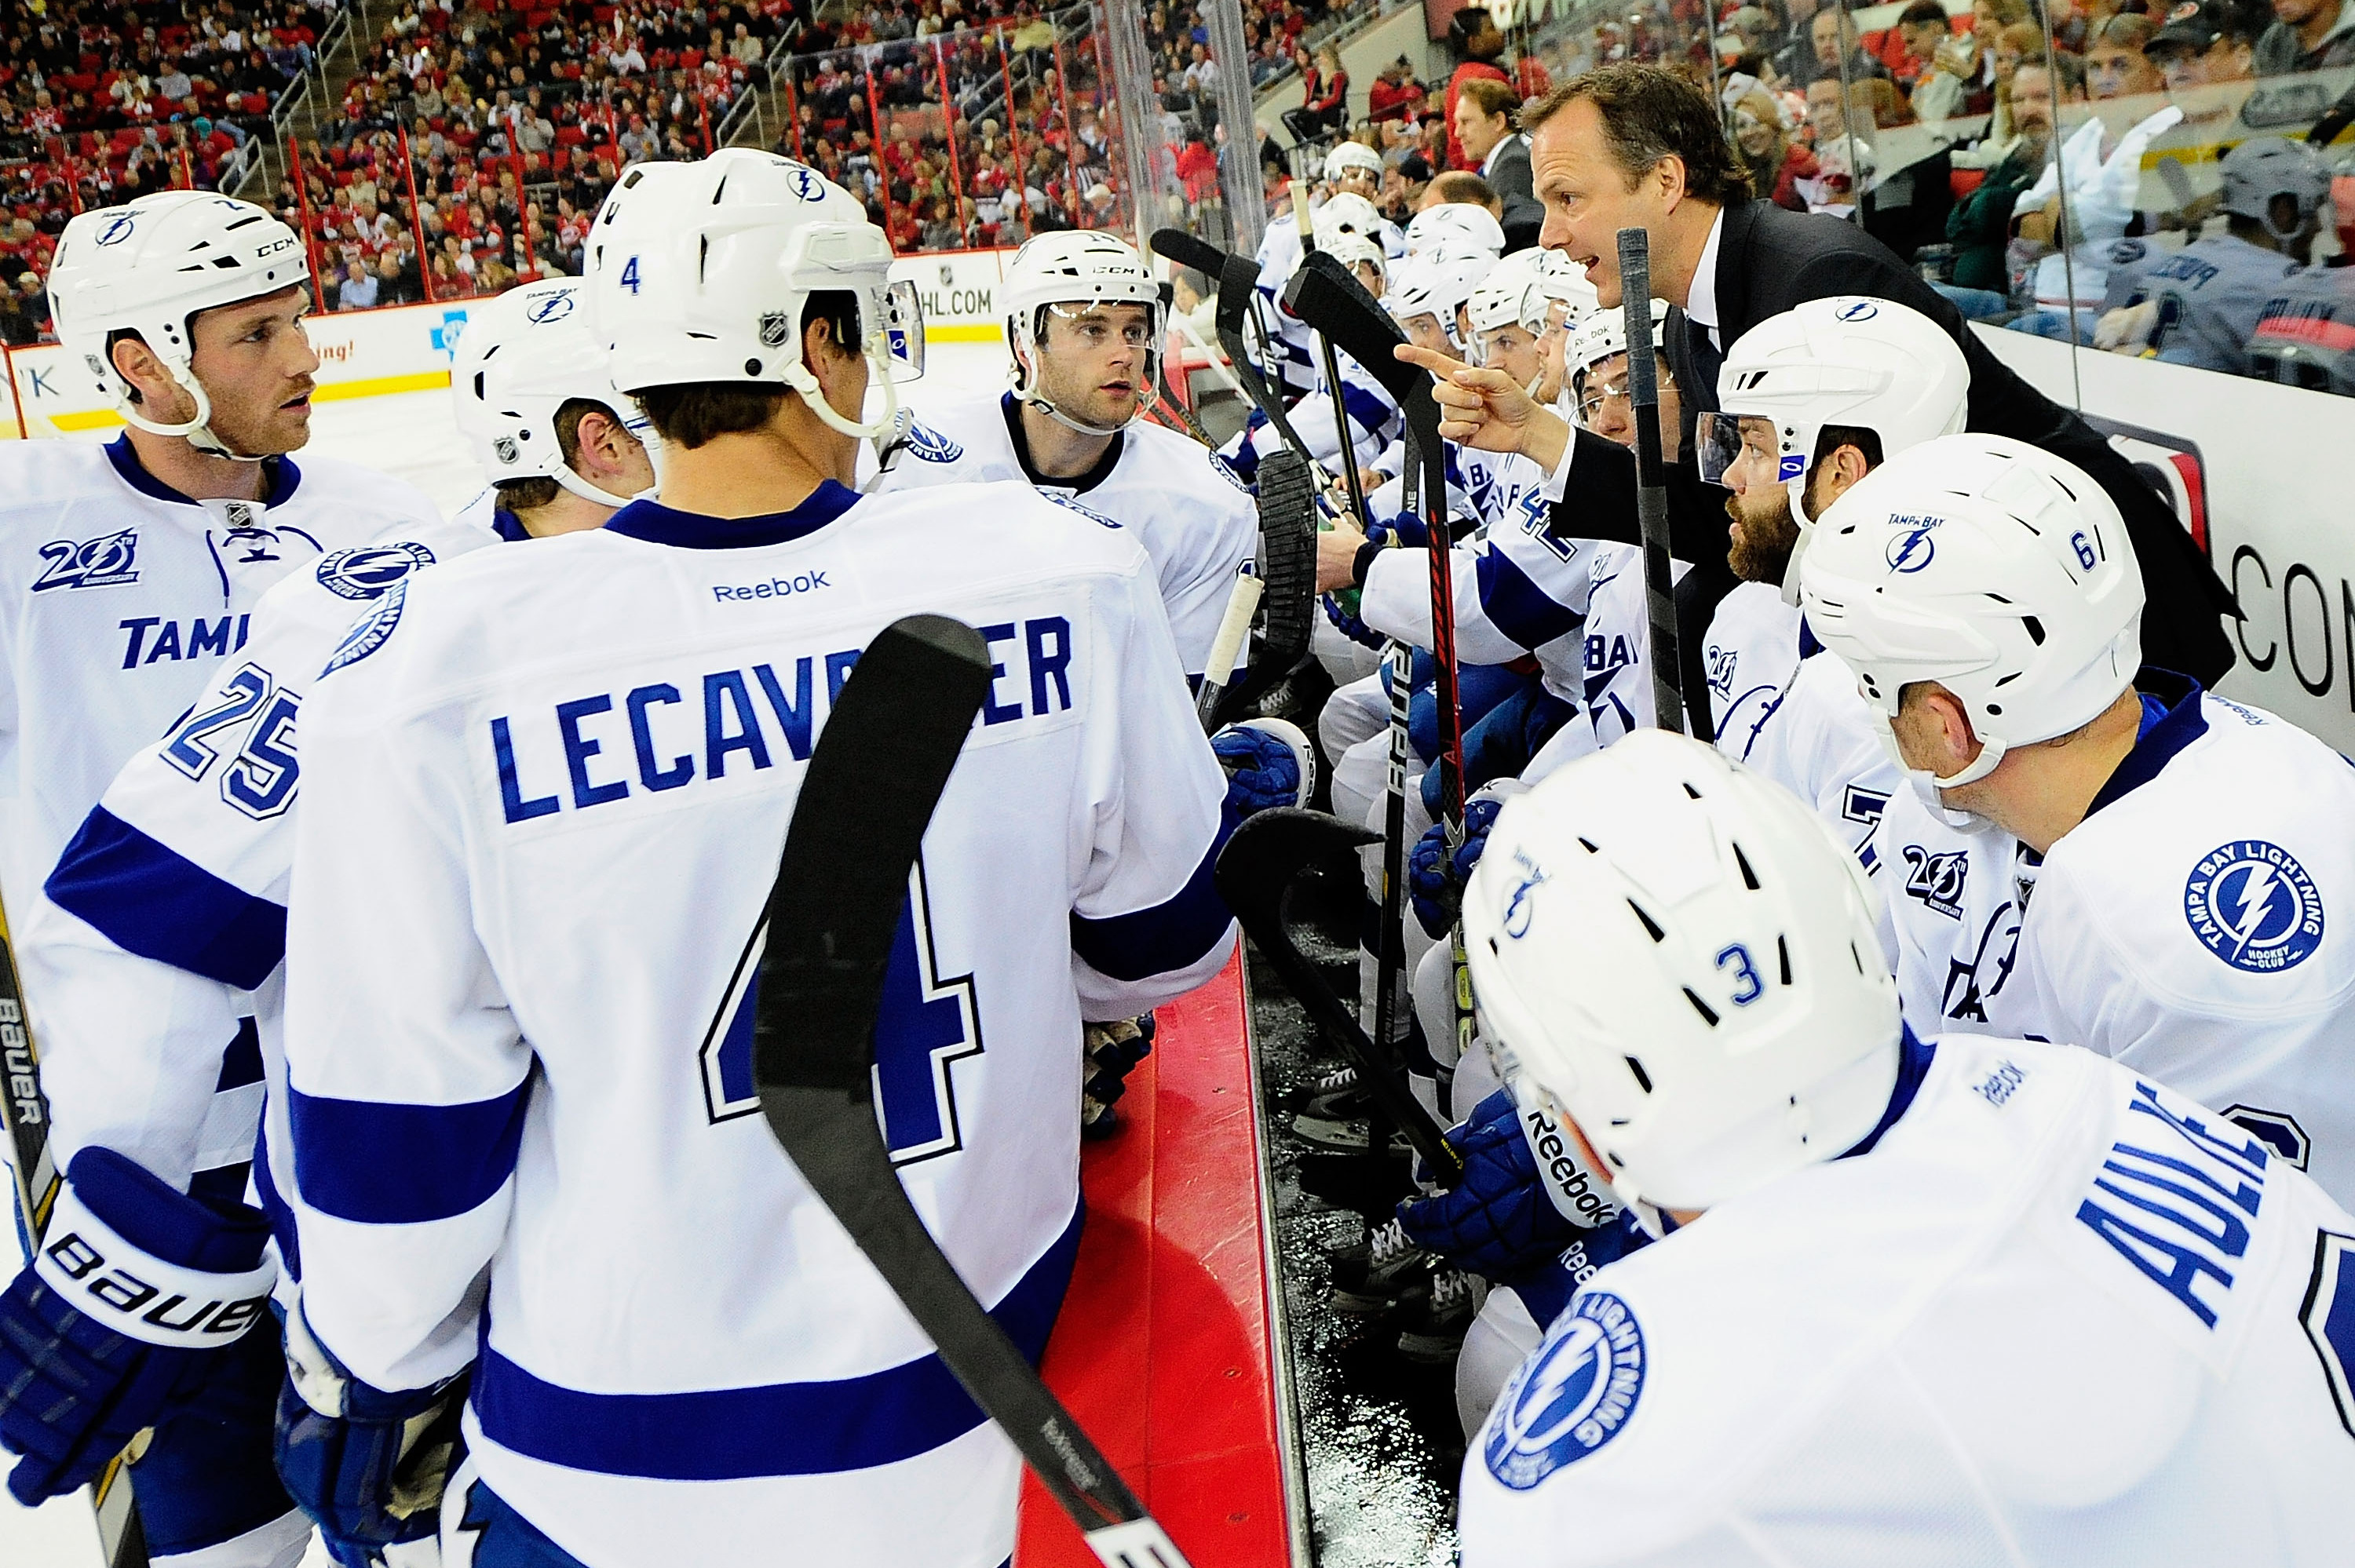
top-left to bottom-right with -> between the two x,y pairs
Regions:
119,362 -> 266,463
1779,474 -> 1815,607
549,461 -> 637,507
786,337 -> 903,442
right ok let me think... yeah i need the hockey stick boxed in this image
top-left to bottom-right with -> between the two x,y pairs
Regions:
1194,563 -> 1265,731
1287,156 -> 1375,538
1215,810 -> 1462,1182
751,614 -> 1187,1568
1146,281 -> 1220,449
0,895 -> 148,1568
1616,230 -> 1686,735
1148,228 -> 1318,474
1285,253 -> 1475,1081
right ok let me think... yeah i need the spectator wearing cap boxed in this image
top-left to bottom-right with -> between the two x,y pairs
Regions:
2255,0 -> 2355,71
2144,0 -> 2262,97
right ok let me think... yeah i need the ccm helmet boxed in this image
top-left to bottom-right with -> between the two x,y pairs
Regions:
1699,296 -> 1970,593
451,280 -> 652,502
586,151 -> 922,441
1404,200 -> 1505,261
1799,434 -> 2142,824
1463,730 -> 1900,1216
999,228 -> 1167,434
47,191 -> 310,458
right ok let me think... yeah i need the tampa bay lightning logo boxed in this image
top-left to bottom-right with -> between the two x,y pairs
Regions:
524,290 -> 576,324
1208,452 -> 1251,492
1040,490 -> 1121,530
780,160 -> 827,202
31,528 -> 140,591
1886,525 -> 1938,574
96,212 -> 137,246
904,419 -> 964,464
1902,844 -> 1969,921
1483,1290 -> 1645,1489
322,580 -> 407,675
2184,840 -> 2324,974
316,542 -> 436,600
1501,849 -> 1547,940
1834,300 -> 1879,323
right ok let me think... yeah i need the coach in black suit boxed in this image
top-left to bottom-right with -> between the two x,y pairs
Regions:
1395,63 -> 2238,701
1458,77 -> 1546,252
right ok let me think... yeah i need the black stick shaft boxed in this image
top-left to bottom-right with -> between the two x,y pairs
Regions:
1616,228 -> 1686,735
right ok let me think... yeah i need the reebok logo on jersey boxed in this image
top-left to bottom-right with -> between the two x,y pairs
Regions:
712,570 -> 831,603
1039,491 -> 1121,530
1902,844 -> 1969,920
2184,840 -> 2323,974
1522,1106 -> 1614,1227
32,528 -> 140,591
1484,1291 -> 1645,1489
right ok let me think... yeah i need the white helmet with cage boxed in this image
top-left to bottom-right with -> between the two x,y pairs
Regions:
1403,201 -> 1504,261
1465,247 -> 1595,340
1695,296 -> 1969,540
584,150 -> 922,442
1315,230 -> 1389,295
1324,140 -> 1385,185
999,228 -> 1167,434
1565,298 -> 1668,377
1798,434 -> 2142,829
47,191 -> 311,458
1462,729 -> 1900,1217
451,279 -> 652,503
1312,191 -> 1384,250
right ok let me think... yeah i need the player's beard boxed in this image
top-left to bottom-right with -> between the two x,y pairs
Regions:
1725,484 -> 1801,586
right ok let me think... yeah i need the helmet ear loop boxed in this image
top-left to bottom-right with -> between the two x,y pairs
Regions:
783,336 -> 902,443
116,349 -> 243,455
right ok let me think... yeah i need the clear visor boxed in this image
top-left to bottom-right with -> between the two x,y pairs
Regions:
877,277 -> 925,382
1694,410 -> 1792,489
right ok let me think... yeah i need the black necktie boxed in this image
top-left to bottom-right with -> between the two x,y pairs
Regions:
1685,317 -> 1725,405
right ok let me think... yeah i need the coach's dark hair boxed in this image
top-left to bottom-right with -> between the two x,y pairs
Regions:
1521,64 -> 1754,206
636,288 -> 862,450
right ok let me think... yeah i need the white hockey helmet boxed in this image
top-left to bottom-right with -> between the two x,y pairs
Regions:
1000,228 -> 1167,432
1312,191 -> 1384,250
1799,434 -> 2143,826
586,151 -> 922,442
1324,140 -> 1385,185
1386,254 -> 1492,348
1463,730 -> 1900,1216
1404,201 -> 1504,261
1565,298 -> 1668,377
451,279 -> 652,503
1699,295 -> 1970,597
1316,230 -> 1389,294
47,191 -> 310,458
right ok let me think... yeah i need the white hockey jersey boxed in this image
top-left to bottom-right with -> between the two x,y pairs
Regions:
1460,1030 -> 2355,1567
1225,346 -> 1400,483
1879,673 -> 2355,1208
280,480 -> 1236,1568
33,491 -> 509,1216
871,392 -> 1257,681
1700,582 -> 1801,758
0,438 -> 438,914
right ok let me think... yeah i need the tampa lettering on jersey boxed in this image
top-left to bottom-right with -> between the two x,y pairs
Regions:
2076,1080 -> 2272,1329
492,618 -> 1076,824
119,614 -> 254,668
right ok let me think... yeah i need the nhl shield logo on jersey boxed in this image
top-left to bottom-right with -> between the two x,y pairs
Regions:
2183,840 -> 2324,974
904,419 -> 965,464
316,542 -> 436,601
1483,1291 -> 1645,1489
31,528 -> 140,592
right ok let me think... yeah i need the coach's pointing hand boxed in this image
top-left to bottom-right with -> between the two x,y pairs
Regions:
1393,344 -> 1572,475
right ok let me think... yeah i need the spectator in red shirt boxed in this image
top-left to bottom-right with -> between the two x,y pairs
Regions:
1367,56 -> 1421,122
1443,6 -> 1510,169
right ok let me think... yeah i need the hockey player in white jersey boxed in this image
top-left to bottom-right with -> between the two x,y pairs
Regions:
2096,137 -> 2328,376
273,151 -> 1236,1568
1804,432 -> 2355,1209
0,192 -> 440,1563
1692,296 -> 1966,874
1255,188 -> 1390,399
1221,232 -> 1401,492
871,229 -> 1256,687
1455,729 -> 2355,1566
2,280 -> 652,1567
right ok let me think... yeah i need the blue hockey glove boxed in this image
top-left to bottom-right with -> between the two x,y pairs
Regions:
1404,790 -> 1513,939
0,1147 -> 276,1505
1510,1213 -> 1648,1329
1212,717 -> 1316,817
275,1304 -> 467,1558
1395,1088 -> 1622,1283
1367,510 -> 1430,552
1321,592 -> 1383,652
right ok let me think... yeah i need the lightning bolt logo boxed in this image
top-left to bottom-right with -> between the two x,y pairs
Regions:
2185,841 -> 2323,975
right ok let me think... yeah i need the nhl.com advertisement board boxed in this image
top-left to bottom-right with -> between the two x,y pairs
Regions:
0,250 -> 1011,440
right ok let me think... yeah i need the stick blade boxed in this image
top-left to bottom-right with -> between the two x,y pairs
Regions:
1251,450 -> 1319,667
1147,226 -> 1224,279
1282,252 -> 1411,399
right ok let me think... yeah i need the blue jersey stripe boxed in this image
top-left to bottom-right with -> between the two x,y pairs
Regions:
1476,549 -> 1583,652
290,1079 -> 532,1224
46,806 -> 288,990
471,1205 -> 1083,1479
1068,808 -> 1237,982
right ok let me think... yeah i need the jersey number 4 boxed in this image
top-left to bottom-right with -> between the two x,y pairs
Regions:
160,662 -> 301,820
699,857 -> 984,1165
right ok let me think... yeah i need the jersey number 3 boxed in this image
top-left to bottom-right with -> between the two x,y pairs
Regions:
699,858 -> 984,1165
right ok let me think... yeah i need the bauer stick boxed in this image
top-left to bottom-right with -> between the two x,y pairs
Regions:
1287,153 -> 1375,537
1615,230 -> 1685,735
0,894 -> 148,1568
752,615 -> 1187,1568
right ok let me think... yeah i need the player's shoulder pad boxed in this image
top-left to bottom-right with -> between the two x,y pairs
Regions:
286,453 -> 440,526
